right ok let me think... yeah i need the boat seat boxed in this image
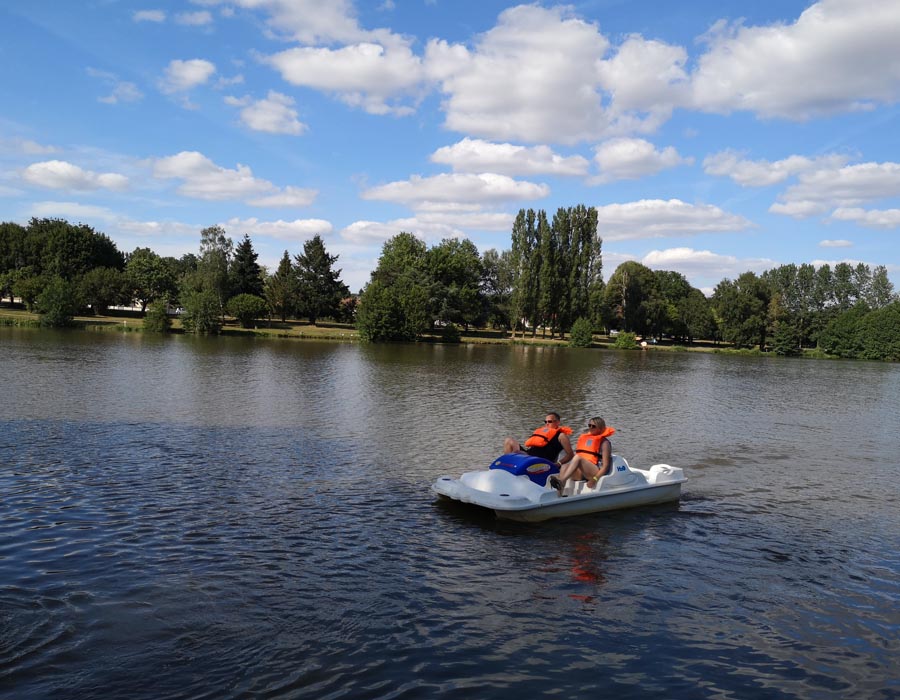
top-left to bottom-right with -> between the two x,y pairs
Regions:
597,454 -> 638,487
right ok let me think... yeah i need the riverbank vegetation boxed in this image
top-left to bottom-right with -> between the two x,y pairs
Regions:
1,213 -> 898,360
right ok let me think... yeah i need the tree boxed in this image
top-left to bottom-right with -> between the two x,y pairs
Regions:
35,276 -> 81,327
356,233 -> 430,342
231,234 -> 264,297
226,293 -> 268,328
180,289 -> 223,334
294,234 -> 349,325
866,266 -> 896,309
79,267 -> 129,315
817,305 -> 868,358
481,248 -> 514,329
712,272 -> 770,349
603,261 -> 658,335
143,300 -> 172,333
31,218 -> 124,280
127,247 -> 176,312
858,302 -> 900,361
265,251 -> 298,322
197,225 -> 233,315
509,209 -> 540,337
0,222 -> 27,302
569,317 -> 594,347
677,289 -> 716,343
426,237 -> 483,331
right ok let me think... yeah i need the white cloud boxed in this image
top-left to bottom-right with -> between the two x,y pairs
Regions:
87,68 -> 144,105
27,200 -> 197,239
691,0 -> 900,119
23,160 -> 129,191
265,42 -> 422,116
197,0 -> 366,44
220,217 -> 332,241
830,207 -> 900,229
159,59 -> 216,94
595,199 -> 753,240
134,10 -> 165,23
153,151 -> 313,205
592,138 -> 692,183
227,91 -> 307,135
770,161 -> 900,218
641,247 -> 778,285
425,5 -> 610,144
340,216 -> 476,246
819,239 -> 853,248
361,173 -> 549,208
247,186 -> 317,208
175,11 -> 213,26
703,150 -> 850,187
430,138 -> 589,177
597,35 -> 689,133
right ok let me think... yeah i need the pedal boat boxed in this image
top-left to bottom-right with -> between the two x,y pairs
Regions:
432,453 -> 686,522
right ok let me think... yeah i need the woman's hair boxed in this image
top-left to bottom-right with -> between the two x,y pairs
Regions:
591,417 -> 605,430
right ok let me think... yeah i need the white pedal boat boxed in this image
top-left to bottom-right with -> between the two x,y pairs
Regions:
432,453 -> 686,522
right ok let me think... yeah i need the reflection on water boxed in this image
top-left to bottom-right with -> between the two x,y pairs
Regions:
1,327 -> 899,699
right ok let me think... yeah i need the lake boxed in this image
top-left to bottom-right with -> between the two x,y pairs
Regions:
1,327 -> 899,699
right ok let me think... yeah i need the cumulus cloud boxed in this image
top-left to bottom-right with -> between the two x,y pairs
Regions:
597,35 -> 689,132
219,217 -> 332,241
830,207 -> 900,229
152,151 -> 315,206
770,161 -> 900,218
159,59 -> 216,94
23,160 -> 129,191
226,91 -> 307,135
425,5 -> 611,144
361,173 -> 549,208
430,138 -> 588,177
691,0 -> 900,119
819,239 -> 853,248
703,150 -> 850,187
265,42 -> 422,115
197,0 -> 366,44
594,199 -> 753,241
592,138 -> 692,183
641,247 -> 778,285
134,10 -> 165,23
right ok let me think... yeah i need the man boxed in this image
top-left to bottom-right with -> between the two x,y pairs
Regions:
503,412 -> 575,465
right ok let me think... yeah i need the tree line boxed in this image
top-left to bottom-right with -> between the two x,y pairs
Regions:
0,218 -> 350,331
3,214 -> 897,360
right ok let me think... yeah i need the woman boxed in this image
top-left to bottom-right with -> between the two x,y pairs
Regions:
550,417 -> 615,496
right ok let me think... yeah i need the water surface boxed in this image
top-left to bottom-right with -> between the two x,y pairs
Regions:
2,328 -> 898,699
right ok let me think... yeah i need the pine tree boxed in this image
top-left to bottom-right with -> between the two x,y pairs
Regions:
294,235 -> 349,325
264,251 -> 298,322
232,234 -> 263,297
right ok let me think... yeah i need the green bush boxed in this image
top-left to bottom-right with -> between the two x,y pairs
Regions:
441,322 -> 461,343
614,331 -> 638,349
226,293 -> 268,328
772,323 -> 801,356
859,301 -> 900,361
143,300 -> 171,333
181,289 -> 222,334
569,317 -> 594,347
35,276 -> 81,327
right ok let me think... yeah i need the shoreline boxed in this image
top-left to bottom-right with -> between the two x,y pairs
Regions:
0,305 -> 841,359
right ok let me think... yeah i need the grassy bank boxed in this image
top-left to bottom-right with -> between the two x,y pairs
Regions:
0,305 -> 838,358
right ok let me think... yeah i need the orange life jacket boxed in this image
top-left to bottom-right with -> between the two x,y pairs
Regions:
575,427 -> 615,464
524,424 -> 573,449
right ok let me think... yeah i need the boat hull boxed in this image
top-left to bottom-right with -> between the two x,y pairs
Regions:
432,457 -> 686,522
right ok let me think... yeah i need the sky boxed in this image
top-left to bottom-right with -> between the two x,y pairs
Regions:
1,0 -> 899,295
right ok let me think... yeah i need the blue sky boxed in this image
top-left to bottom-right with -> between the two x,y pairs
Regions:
2,0 -> 899,294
